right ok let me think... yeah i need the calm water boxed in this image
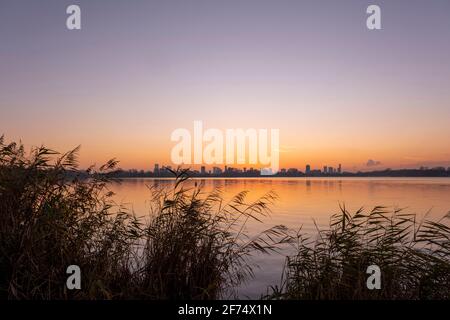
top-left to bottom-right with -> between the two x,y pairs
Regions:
109,177 -> 450,298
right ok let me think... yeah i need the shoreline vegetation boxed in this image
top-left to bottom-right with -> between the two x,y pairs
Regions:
1,137 -> 450,300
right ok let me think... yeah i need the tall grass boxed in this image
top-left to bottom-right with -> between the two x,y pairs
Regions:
139,169 -> 291,299
2,136 -> 449,300
273,205 -> 450,300
0,137 -> 287,299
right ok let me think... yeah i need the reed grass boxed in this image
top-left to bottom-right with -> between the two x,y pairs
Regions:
0,136 -> 287,299
1,136 -> 449,300
271,205 -> 450,300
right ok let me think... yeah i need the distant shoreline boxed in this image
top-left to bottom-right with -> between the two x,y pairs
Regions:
109,175 -> 450,180
114,176 -> 450,179
107,168 -> 450,179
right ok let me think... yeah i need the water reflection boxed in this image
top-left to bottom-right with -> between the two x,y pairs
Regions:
109,177 -> 450,298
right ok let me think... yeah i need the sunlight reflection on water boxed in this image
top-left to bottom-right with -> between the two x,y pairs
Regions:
109,177 -> 450,298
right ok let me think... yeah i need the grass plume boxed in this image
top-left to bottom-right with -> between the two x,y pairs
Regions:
271,205 -> 450,300
0,137 -> 286,299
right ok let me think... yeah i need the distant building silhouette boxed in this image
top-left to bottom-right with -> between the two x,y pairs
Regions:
108,162 -> 450,178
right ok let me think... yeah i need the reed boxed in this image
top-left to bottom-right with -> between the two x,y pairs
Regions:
272,205 -> 450,300
137,168 -> 289,299
0,136 -> 287,299
2,136 -> 449,300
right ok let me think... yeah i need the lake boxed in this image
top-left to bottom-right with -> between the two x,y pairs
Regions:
109,177 -> 450,298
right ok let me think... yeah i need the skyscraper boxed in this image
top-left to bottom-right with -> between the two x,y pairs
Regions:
338,164 -> 342,174
306,164 -> 311,174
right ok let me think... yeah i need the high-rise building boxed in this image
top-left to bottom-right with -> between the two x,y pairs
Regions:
154,164 -> 159,175
323,166 -> 328,174
201,166 -> 206,175
338,164 -> 342,174
305,164 -> 311,174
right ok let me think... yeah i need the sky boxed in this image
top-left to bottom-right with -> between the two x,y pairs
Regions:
1,0 -> 450,171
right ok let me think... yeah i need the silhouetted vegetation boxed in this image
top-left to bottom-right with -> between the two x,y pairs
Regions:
0,136 -> 288,299
269,206 -> 450,300
1,136 -> 449,300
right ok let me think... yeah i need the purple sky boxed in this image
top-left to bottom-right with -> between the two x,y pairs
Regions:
1,0 -> 449,170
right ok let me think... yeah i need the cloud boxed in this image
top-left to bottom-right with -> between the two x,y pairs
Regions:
366,159 -> 381,167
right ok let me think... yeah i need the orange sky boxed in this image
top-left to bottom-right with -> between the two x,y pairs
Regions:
1,1 -> 450,172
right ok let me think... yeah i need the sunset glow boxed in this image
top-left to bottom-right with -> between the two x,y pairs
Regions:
1,1 -> 449,171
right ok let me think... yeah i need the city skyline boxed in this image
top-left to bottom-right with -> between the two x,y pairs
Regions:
116,162 -> 450,176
